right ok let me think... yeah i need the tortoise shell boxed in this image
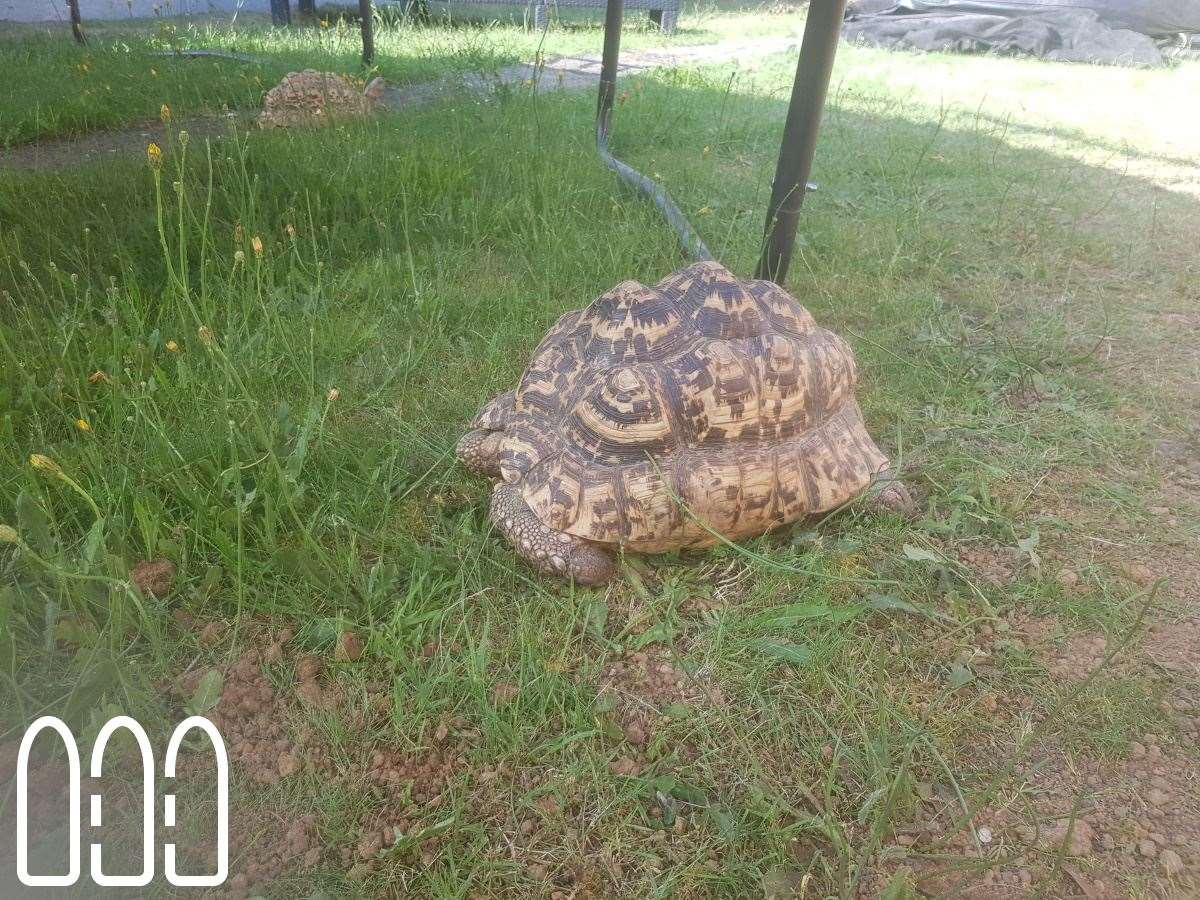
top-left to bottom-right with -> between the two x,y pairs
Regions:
474,261 -> 889,553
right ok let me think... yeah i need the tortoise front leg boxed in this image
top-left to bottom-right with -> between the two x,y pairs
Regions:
863,467 -> 917,518
456,428 -> 505,478
490,483 -> 616,586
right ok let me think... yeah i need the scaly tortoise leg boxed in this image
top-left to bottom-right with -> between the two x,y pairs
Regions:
490,483 -> 617,586
456,428 -> 505,479
863,467 -> 917,518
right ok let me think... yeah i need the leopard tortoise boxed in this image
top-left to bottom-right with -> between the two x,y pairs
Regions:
457,261 -> 909,585
257,70 -> 386,129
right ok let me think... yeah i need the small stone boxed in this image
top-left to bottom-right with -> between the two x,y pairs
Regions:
1160,849 -> 1185,874
1130,742 -> 1147,759
1138,839 -> 1158,858
1147,788 -> 1171,806
277,753 -> 300,777
199,621 -> 228,647
623,722 -> 647,746
1147,506 -> 1171,516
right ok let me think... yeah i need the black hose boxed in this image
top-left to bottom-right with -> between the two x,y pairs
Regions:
153,49 -> 267,64
595,0 -> 712,262
595,123 -> 713,263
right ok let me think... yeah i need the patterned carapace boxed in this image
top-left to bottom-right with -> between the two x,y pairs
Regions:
461,261 -> 890,555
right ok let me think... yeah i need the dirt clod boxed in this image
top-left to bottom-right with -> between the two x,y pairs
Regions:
278,752 -> 301,778
130,558 -> 176,597
295,653 -> 324,682
491,682 -> 520,706
609,756 -> 641,776
335,630 -> 365,662
1117,560 -> 1156,586
1160,848 -> 1185,874
1041,819 -> 1094,856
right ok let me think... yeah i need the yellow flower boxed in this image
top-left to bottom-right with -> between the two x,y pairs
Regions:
319,18 -> 329,26
0,524 -> 19,545
251,236 -> 263,258
149,67 -> 158,77
234,250 -> 245,264
697,206 -> 712,216
326,388 -> 340,402
165,340 -> 180,353
197,325 -> 215,346
88,370 -> 109,384
75,419 -> 92,434
147,142 -> 163,169
160,103 -> 171,124
285,223 -> 296,238
29,454 -> 64,477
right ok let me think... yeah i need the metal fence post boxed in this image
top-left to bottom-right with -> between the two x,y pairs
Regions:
755,0 -> 848,285
360,0 -> 375,65
597,0 -> 625,134
269,0 -> 291,27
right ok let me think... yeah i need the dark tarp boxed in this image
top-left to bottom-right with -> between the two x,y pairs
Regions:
844,0 -> 1200,65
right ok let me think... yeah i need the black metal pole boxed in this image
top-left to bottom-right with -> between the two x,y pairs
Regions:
755,0 -> 848,285
597,0 -> 624,133
359,0 -> 375,65
67,0 -> 86,44
269,0 -> 291,27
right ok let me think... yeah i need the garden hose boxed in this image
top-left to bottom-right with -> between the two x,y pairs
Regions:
594,0 -> 713,262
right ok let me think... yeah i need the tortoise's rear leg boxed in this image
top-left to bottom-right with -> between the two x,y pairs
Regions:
456,428 -> 505,478
490,483 -> 616,586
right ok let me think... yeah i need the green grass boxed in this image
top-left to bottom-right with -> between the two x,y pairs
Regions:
1,14 -> 1198,898
0,2 -> 808,146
